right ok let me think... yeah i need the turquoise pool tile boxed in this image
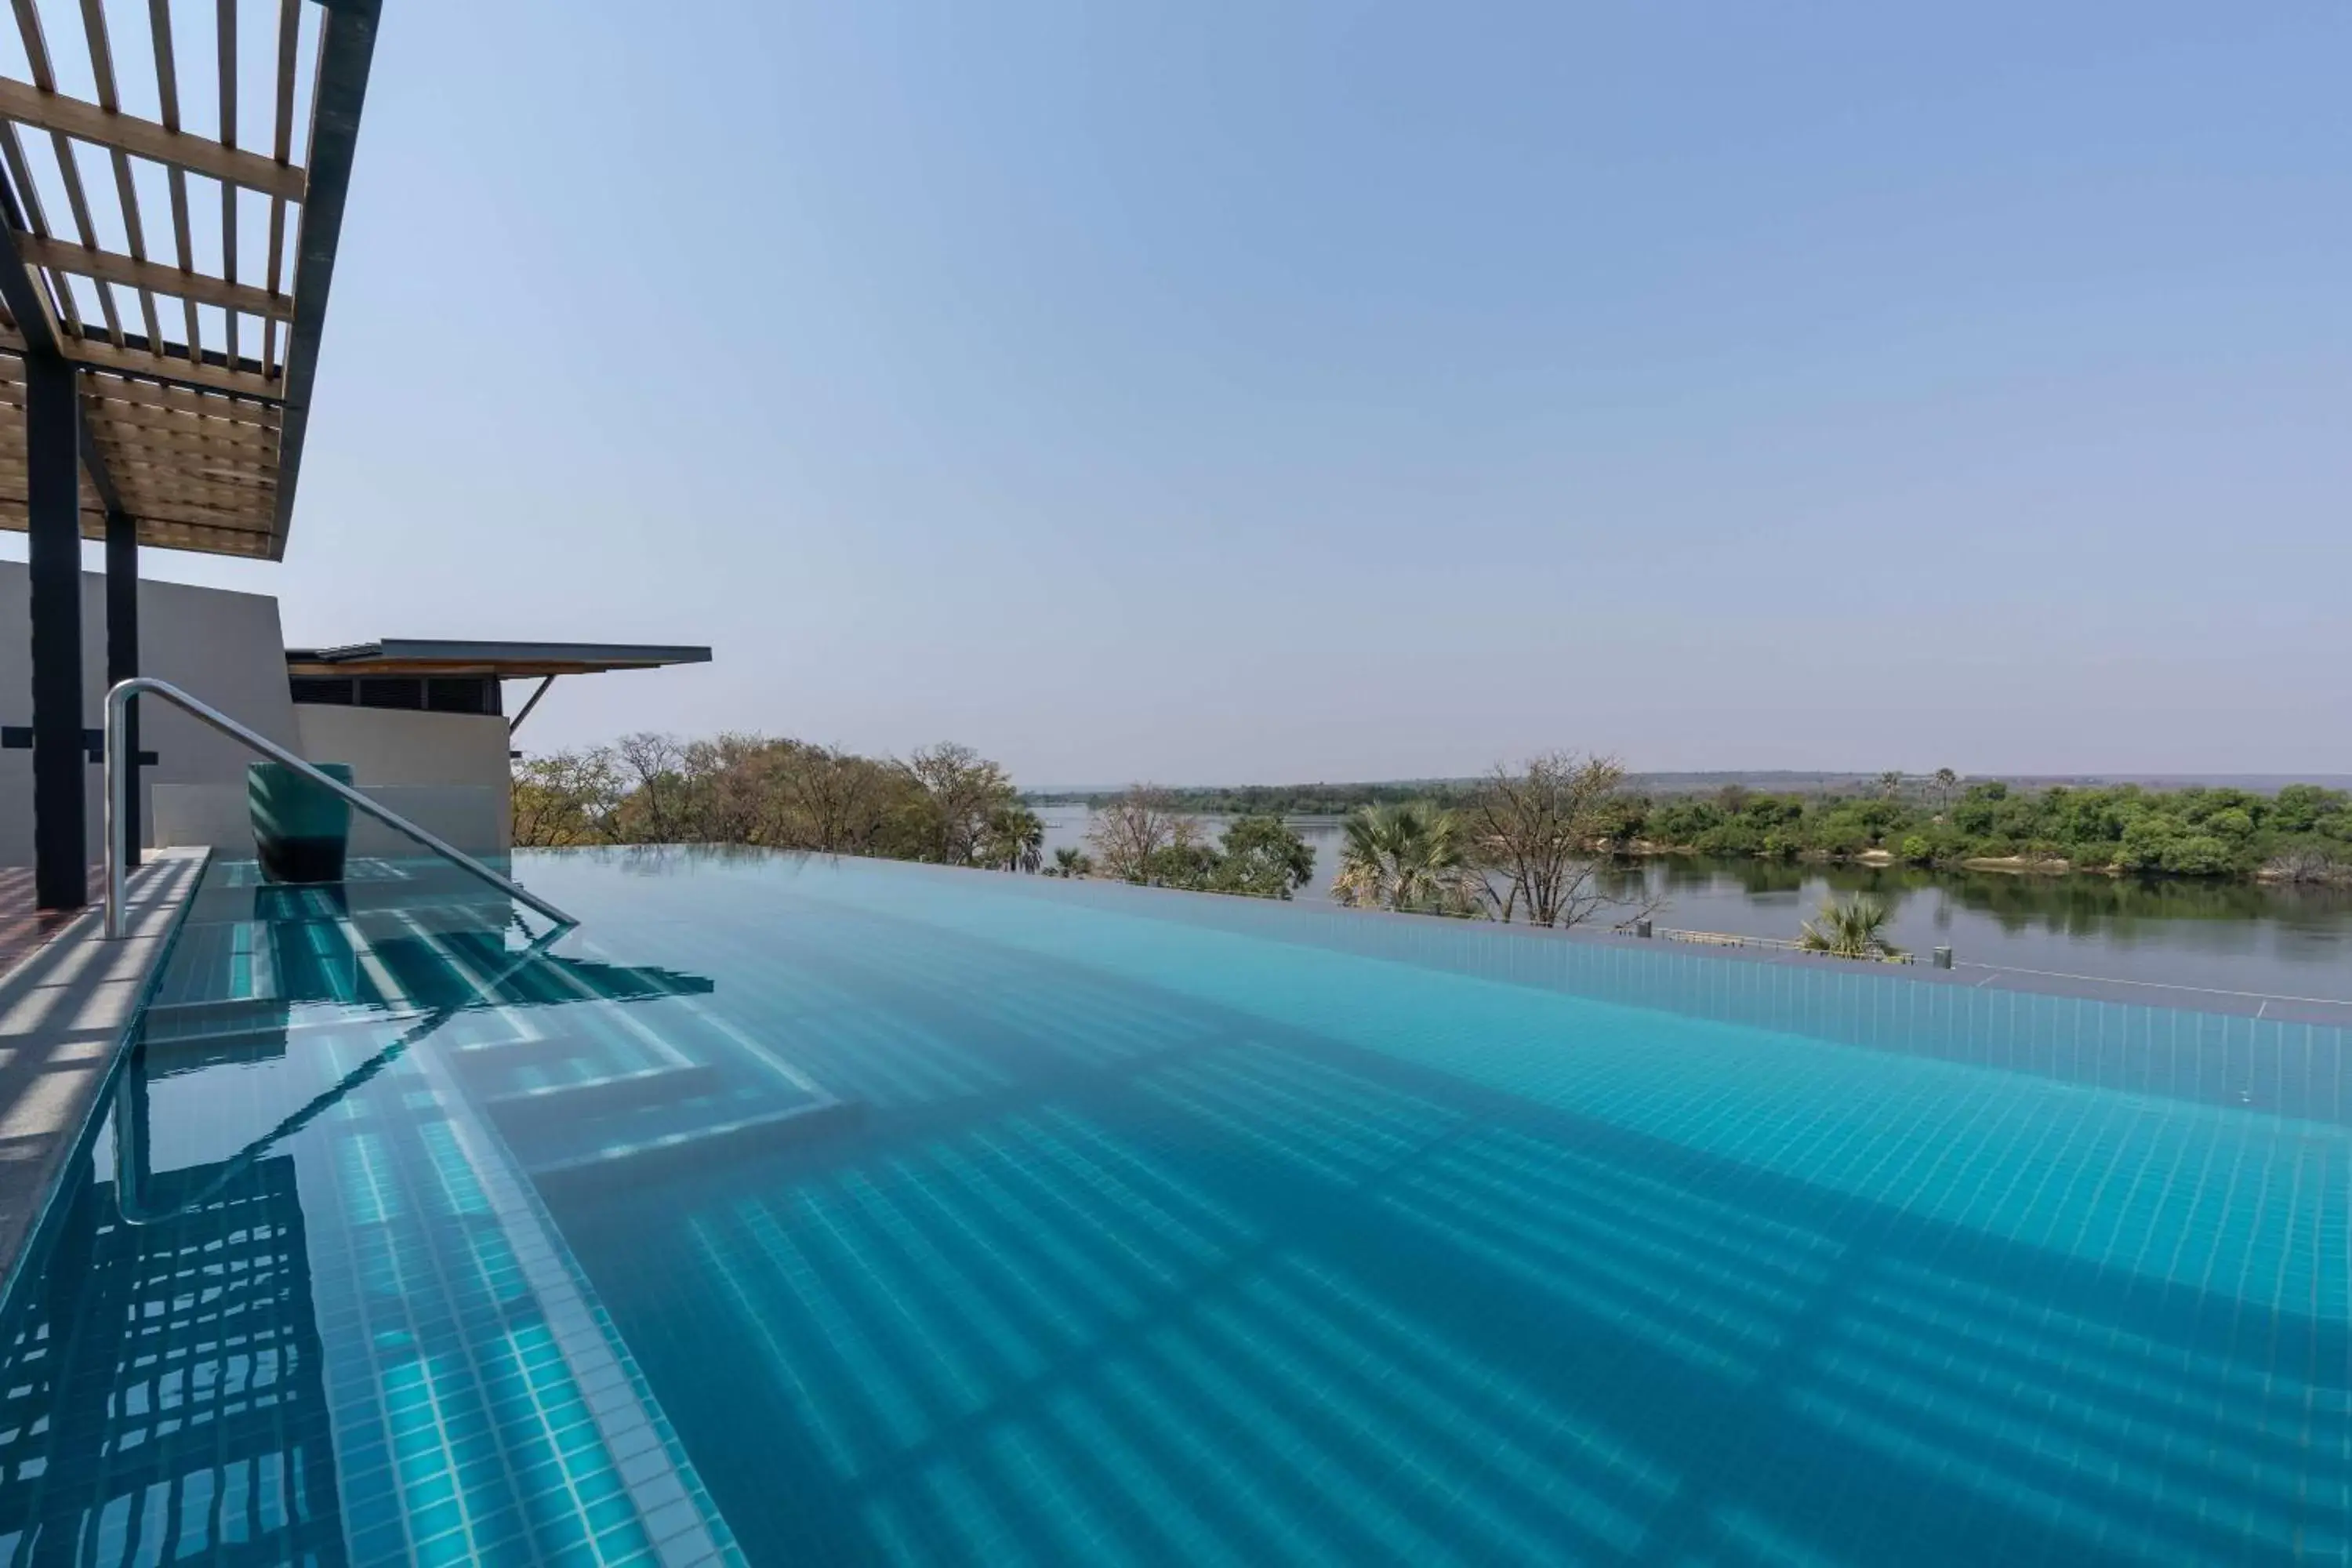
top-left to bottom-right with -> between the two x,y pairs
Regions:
3,848 -> 2347,1565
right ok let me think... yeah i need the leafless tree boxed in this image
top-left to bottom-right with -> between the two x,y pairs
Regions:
1463,752 -> 1664,928
678,733 -> 772,843
758,742 -> 922,854
613,731 -> 686,841
904,742 -> 1017,865
1084,786 -> 1203,883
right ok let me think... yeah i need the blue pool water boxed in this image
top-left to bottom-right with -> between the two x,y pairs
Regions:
0,848 -> 2345,1566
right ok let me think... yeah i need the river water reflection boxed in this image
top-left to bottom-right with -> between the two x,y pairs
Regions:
1033,804 -> 2352,1003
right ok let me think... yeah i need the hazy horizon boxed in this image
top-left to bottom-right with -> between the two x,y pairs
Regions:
6,2 -> 2345,780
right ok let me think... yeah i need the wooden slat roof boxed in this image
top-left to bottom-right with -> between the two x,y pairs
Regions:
0,0 -> 377,561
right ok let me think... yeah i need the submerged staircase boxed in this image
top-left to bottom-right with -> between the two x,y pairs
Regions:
134,865 -> 855,1199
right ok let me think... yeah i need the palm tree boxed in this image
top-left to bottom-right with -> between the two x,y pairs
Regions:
1798,895 -> 1907,960
1052,845 -> 1092,878
1330,804 -> 1475,913
1878,770 -> 1904,800
1933,767 -> 1959,811
981,805 -> 1045,873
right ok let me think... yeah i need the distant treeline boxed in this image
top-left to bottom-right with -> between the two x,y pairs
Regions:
1026,781 -> 1483,815
1624,779 -> 2352,881
1033,773 -> 2352,884
1028,773 -> 1935,813
520,740 -> 2352,892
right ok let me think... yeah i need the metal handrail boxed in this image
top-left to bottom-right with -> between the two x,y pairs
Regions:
103,676 -> 577,938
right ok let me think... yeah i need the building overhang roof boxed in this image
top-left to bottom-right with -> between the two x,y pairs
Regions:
285,639 -> 714,681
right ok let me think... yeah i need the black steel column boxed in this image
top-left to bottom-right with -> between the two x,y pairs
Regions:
26,353 -> 85,910
105,508 -> 139,872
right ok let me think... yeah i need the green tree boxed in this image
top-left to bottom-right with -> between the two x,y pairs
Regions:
2271,785 -> 2333,834
1933,767 -> 1959,811
1330,804 -> 1475,913
979,804 -> 1046,873
1878,770 -> 1904,800
1144,841 -> 1222,890
1213,815 -> 1316,899
512,749 -> 625,846
2118,815 -> 2182,871
2160,835 -> 2234,877
1798,895 -> 1907,960
2202,807 -> 2255,842
1051,846 -> 1092,878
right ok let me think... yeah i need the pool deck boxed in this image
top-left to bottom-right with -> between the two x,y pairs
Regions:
0,864 -> 103,978
0,847 -> 206,1287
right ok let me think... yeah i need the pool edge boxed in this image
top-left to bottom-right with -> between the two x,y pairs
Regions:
0,846 -> 212,1307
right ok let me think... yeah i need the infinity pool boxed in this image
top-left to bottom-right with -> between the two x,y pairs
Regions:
0,848 -> 2343,1566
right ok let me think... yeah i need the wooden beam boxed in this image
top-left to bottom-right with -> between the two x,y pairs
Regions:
141,520 -> 272,554
87,447 -> 274,485
111,490 -> 274,524
89,443 -> 276,485
97,463 -> 274,499
0,494 -> 104,521
0,143 -> 123,513
52,330 -> 285,398
45,437 -> 274,477
82,401 -> 281,456
77,0 -> 165,350
0,496 -> 278,554
269,0 -> 376,560
0,460 -> 269,506
18,233 -> 288,318
147,1 -> 203,357
78,368 -> 281,426
0,497 -> 267,549
0,122 -> 74,340
0,78 -> 307,201
8,5 -> 125,347
264,0 -> 298,371
0,481 -> 268,531
92,451 -> 274,489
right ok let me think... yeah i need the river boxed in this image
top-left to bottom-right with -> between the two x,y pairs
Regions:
1032,804 -> 2352,1004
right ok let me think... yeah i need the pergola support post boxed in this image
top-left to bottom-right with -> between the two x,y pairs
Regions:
26,352 -> 85,909
105,508 -> 140,871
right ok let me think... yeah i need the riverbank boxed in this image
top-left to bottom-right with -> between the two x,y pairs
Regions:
1027,807 -> 2352,1001
1620,840 -> 2349,887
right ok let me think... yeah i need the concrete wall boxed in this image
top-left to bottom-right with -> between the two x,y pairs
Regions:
0,561 -> 296,867
293,705 -> 513,855
293,705 -> 511,791
152,782 -> 510,859
2,563 -> 513,865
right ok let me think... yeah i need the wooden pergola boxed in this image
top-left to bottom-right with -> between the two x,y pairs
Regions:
2,0 -> 379,906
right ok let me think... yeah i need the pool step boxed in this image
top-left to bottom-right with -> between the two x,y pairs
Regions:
140,995 -> 290,1043
481,1062 -> 724,1133
524,1098 -> 858,1196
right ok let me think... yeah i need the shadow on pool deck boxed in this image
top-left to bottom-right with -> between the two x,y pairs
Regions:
0,851 -> 205,1289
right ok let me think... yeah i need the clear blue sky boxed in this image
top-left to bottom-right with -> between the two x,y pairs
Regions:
13,0 -> 2350,784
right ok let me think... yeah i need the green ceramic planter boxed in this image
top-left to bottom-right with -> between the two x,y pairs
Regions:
249,761 -> 354,884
